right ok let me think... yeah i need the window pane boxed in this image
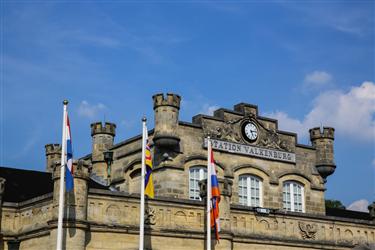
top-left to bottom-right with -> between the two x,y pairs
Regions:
189,167 -> 207,200
293,184 -> 303,212
283,183 -> 291,211
239,175 -> 262,207
239,176 -> 247,205
283,182 -> 303,212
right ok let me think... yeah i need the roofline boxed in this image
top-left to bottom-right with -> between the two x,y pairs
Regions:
110,129 -> 155,150
0,166 -> 49,174
3,193 -> 53,209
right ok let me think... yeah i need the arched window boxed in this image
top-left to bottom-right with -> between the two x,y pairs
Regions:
283,181 -> 304,212
189,167 -> 207,200
239,175 -> 263,207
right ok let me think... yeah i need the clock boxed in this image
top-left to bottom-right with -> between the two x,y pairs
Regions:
242,122 -> 258,142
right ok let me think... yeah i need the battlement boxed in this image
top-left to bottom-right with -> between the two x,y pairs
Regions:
45,144 -> 61,155
309,127 -> 336,182
45,144 -> 61,173
91,122 -> 116,136
153,93 -> 181,110
309,127 -> 335,140
233,103 -> 258,116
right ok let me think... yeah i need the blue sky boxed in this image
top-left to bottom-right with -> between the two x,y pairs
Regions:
1,1 -> 374,210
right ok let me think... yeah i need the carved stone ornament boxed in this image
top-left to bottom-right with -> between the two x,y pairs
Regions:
259,129 -> 292,152
145,207 -> 156,225
299,222 -> 317,240
203,118 -> 242,143
203,116 -> 293,152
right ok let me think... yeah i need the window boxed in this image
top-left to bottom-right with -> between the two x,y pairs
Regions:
283,181 -> 304,212
189,167 -> 207,200
238,175 -> 262,207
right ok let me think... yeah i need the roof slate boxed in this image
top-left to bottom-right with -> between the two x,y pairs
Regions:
0,166 -> 109,203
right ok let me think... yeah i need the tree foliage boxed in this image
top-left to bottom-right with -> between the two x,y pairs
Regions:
325,199 -> 345,209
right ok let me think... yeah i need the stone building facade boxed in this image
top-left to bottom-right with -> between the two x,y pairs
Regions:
0,93 -> 374,250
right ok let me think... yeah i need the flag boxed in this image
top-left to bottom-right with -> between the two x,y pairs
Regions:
144,141 -> 154,198
139,118 -> 154,250
209,145 -> 220,240
65,114 -> 74,192
57,100 -> 73,250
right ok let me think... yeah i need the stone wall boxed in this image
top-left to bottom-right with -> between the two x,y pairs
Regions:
1,195 -> 52,238
83,93 -> 331,217
109,104 -> 326,215
1,189 -> 374,249
84,190 -> 375,250
1,194 -> 52,250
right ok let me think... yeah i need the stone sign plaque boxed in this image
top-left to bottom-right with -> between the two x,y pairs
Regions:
204,138 -> 296,163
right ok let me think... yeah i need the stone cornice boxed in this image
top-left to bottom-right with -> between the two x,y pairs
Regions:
2,193 -> 53,209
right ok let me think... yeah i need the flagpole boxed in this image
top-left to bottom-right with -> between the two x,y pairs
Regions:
139,117 -> 147,250
57,100 -> 68,250
207,137 -> 212,250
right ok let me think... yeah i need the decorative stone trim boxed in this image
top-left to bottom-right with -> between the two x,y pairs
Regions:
145,206 -> 156,225
298,221 -> 317,239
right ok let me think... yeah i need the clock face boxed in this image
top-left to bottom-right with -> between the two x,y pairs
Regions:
243,122 -> 258,142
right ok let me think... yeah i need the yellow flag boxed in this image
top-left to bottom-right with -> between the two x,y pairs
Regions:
144,143 -> 154,198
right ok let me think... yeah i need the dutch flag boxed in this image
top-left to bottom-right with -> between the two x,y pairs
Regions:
209,145 -> 221,240
65,115 -> 74,192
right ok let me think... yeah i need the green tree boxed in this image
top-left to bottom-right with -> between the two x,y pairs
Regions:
325,199 -> 345,209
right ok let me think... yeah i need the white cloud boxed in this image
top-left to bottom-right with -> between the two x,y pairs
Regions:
265,111 -> 309,138
266,81 -> 375,142
304,70 -> 333,88
200,104 -> 220,116
77,101 -> 106,119
347,199 -> 369,212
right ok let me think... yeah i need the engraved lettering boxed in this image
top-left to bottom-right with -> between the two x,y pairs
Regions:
204,138 -> 296,163
287,154 -> 291,161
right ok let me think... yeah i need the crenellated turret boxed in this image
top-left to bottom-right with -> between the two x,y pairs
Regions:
45,144 -> 61,173
90,122 -> 116,179
152,93 -> 181,149
309,127 -> 336,183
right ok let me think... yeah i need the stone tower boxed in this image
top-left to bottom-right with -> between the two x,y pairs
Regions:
91,122 -> 116,180
309,127 -> 336,183
152,93 -> 181,149
152,93 -> 183,197
50,160 -> 89,250
45,144 -> 61,173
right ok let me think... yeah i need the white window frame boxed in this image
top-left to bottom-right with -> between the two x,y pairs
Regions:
189,166 -> 207,200
238,175 -> 263,207
283,181 -> 305,212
